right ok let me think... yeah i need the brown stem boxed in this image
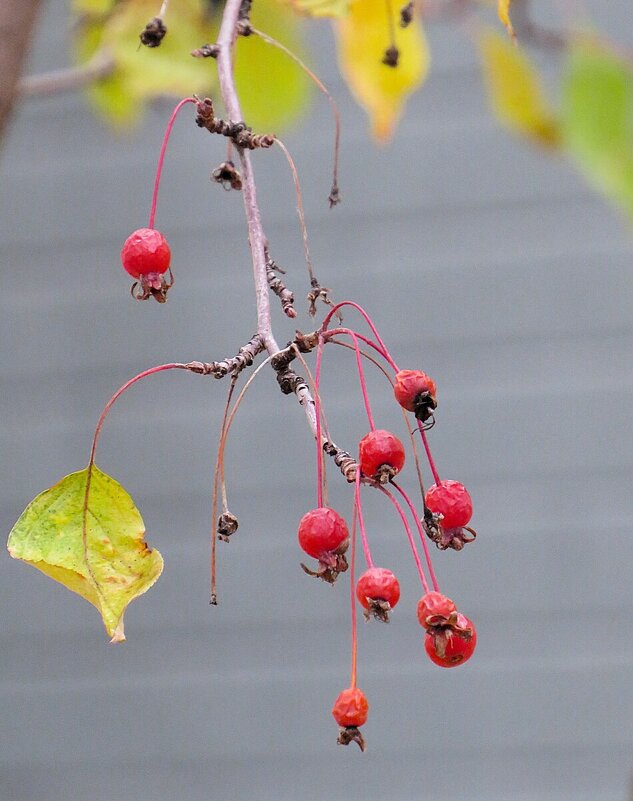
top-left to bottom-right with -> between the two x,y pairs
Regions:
0,0 -> 42,143
18,51 -> 116,97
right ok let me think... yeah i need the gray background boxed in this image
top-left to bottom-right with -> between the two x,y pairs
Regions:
2,2 -> 633,800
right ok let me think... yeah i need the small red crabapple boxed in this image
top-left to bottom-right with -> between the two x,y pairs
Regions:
393,369 -> 437,422
356,567 -> 400,622
425,480 -> 472,529
298,507 -> 349,584
416,591 -> 456,629
332,687 -> 369,751
358,429 -> 405,483
121,227 -> 173,303
424,614 -> 477,668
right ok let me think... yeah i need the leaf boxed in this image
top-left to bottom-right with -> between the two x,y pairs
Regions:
477,27 -> 560,147
233,0 -> 311,131
8,465 -> 163,642
561,41 -> 633,220
334,0 -> 429,142
74,0 -> 214,127
497,0 -> 516,41
289,0 -> 350,17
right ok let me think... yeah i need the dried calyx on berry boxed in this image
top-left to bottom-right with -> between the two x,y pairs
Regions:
217,511 -> 239,543
121,228 -> 174,303
211,160 -> 242,191
356,567 -> 400,623
423,480 -> 476,551
332,687 -> 369,751
298,507 -> 349,584
393,369 -> 437,423
424,613 -> 477,668
358,429 -> 406,484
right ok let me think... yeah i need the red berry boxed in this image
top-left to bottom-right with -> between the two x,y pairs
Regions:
121,228 -> 171,279
298,507 -> 348,559
358,429 -> 405,480
356,567 -> 400,612
416,591 -> 456,629
393,370 -> 437,415
425,480 -> 472,529
424,614 -> 477,668
332,687 -> 369,727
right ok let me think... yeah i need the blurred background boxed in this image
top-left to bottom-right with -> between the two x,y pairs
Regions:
1,1 -> 633,800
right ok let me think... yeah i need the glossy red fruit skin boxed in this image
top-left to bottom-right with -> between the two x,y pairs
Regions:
358,430 -> 405,478
425,480 -> 473,529
356,568 -> 400,610
416,591 -> 456,628
425,615 -> 477,668
393,370 -> 437,411
297,507 -> 349,559
332,687 -> 369,727
121,228 -> 171,278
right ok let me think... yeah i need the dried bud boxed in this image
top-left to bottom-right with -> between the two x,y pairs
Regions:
140,17 -> 167,48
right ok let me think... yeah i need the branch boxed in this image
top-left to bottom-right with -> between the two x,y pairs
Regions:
0,0 -> 42,143
18,51 -> 116,98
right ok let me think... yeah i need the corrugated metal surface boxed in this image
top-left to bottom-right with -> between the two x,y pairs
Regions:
1,2 -> 632,800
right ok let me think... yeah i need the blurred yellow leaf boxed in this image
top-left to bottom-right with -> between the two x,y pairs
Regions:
289,0 -> 350,17
477,27 -> 560,147
497,0 -> 515,40
74,0 -> 214,127
334,0 -> 429,142
8,466 -> 163,642
233,0 -> 311,131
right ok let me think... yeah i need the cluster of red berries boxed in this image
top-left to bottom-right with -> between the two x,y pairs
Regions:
296,336 -> 478,751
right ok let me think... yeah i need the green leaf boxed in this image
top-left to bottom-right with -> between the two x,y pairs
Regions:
8,466 -> 163,642
477,27 -> 560,147
232,0 -> 311,131
561,41 -> 633,220
74,0 -> 215,127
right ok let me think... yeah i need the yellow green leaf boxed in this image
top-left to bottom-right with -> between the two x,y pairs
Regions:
7,465 -> 163,642
74,0 -> 214,127
72,0 -> 118,13
561,41 -> 633,221
334,0 -> 429,142
477,27 -> 560,147
288,0 -> 350,18
233,0 -> 310,131
497,0 -> 515,41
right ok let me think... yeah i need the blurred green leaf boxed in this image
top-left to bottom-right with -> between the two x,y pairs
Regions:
561,42 -> 633,220
288,0 -> 350,17
8,465 -> 163,642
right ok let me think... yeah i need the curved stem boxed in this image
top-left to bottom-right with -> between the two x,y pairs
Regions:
376,484 -> 429,593
322,301 -> 399,372
149,96 -> 196,229
88,363 -> 187,466
418,422 -> 441,486
391,481 -> 439,592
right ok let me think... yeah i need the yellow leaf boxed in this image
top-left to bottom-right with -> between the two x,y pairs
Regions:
477,27 -> 560,147
334,0 -> 429,142
8,466 -> 163,641
288,0 -> 350,17
498,0 -> 516,41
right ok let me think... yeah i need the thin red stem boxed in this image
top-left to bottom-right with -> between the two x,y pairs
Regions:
324,328 -> 390,363
354,471 -> 374,568
148,97 -> 196,229
314,336 -> 326,508
349,495 -> 358,689
391,481 -> 440,592
322,301 -> 399,372
418,422 -> 441,486
376,484 -> 429,593
88,363 -> 187,466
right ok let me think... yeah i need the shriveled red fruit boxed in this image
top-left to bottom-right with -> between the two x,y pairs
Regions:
424,614 -> 476,668
393,369 -> 437,421
298,507 -> 348,558
425,480 -> 472,529
332,687 -> 369,751
416,591 -> 456,629
121,228 -> 171,278
298,508 -> 349,584
356,567 -> 400,622
358,429 -> 405,482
